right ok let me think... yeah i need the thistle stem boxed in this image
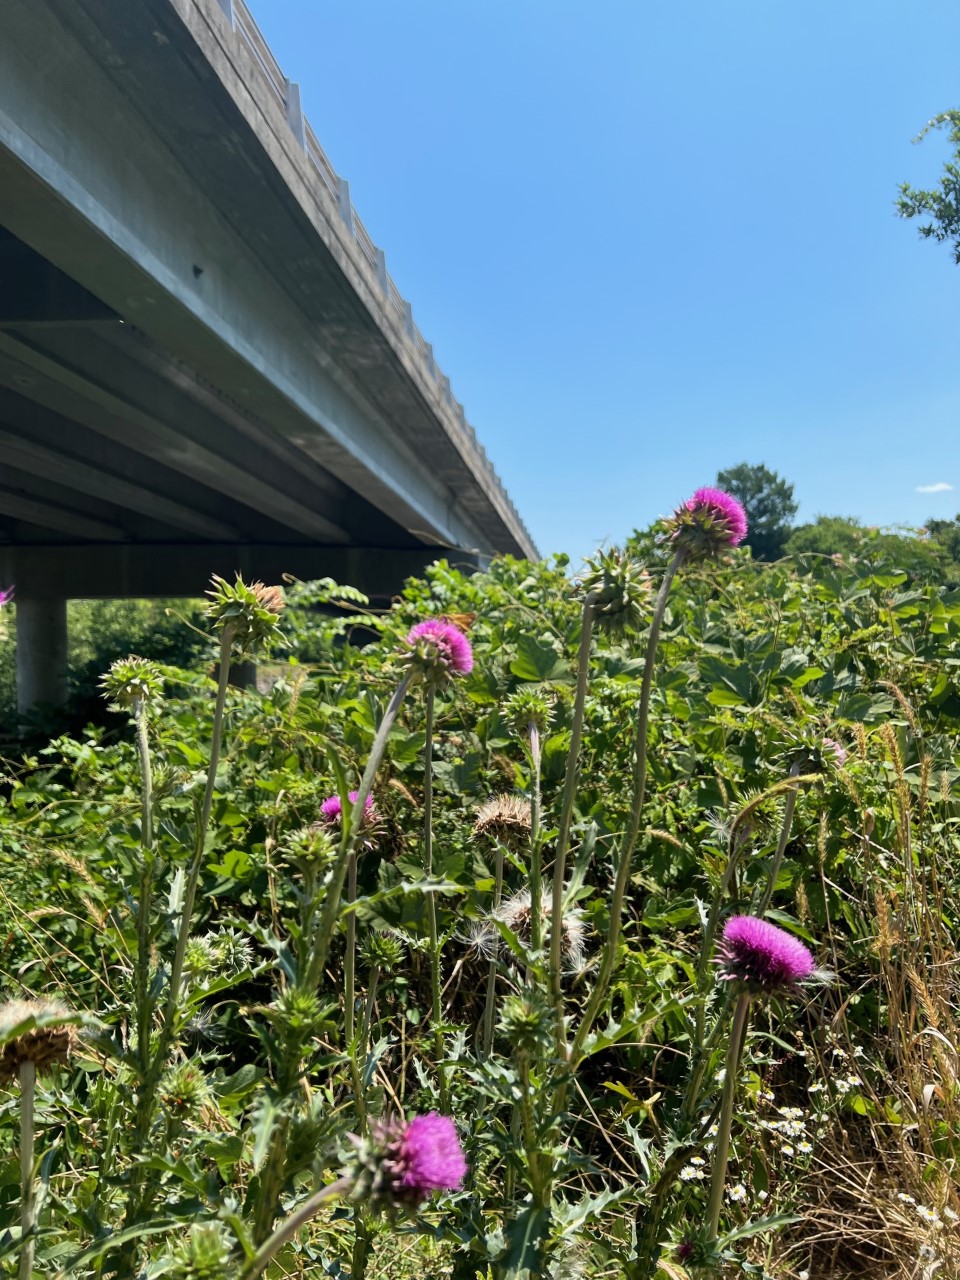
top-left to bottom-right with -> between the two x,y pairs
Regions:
481,842 -> 505,1059
528,722 -> 543,953
755,782 -> 800,917
705,991 -> 751,1240
18,1060 -> 36,1280
422,686 -> 449,1111
308,671 -> 414,990
241,1177 -> 349,1280
569,551 -> 683,1069
549,595 -> 598,1034
134,696 -> 155,1075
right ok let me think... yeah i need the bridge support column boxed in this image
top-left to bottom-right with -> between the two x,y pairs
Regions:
16,597 -> 68,717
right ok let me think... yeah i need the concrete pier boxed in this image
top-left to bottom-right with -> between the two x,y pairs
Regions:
15,598 -> 68,715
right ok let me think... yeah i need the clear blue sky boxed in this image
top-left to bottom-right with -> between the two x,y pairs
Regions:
253,0 -> 960,560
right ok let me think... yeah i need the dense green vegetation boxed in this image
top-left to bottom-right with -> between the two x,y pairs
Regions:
0,523 -> 958,1279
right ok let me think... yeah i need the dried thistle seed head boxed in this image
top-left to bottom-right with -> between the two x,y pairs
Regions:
502,689 -> 555,737
160,1060 -> 213,1124
100,655 -> 164,708
205,573 -> 284,653
0,999 -> 78,1082
578,547 -> 652,636
497,988 -> 553,1055
664,487 -> 748,561
474,794 -> 532,843
167,1223 -> 233,1280
345,1112 -> 467,1217
493,885 -> 587,969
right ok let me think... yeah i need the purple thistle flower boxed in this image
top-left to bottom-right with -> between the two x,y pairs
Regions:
665,487 -> 748,560
716,915 -> 816,994
685,488 -> 748,547
348,1112 -> 467,1215
320,791 -> 375,824
823,737 -> 848,768
0,586 -> 13,607
406,618 -> 474,678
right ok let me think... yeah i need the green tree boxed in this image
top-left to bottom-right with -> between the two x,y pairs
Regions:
715,462 -> 798,560
784,514 -> 863,557
898,110 -> 960,262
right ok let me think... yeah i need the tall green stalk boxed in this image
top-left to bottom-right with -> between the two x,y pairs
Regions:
755,782 -> 800,917
549,595 -> 598,1031
569,551 -> 684,1068
241,1178 -> 349,1280
528,720 -> 543,953
133,695 -> 155,1076
422,686 -> 449,1111
481,842 -> 505,1060
705,992 -> 752,1239
18,1060 -> 36,1280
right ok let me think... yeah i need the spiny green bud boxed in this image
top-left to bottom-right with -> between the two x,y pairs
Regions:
578,548 -> 651,637
183,937 -> 216,984
205,573 -> 284,654
498,988 -> 553,1056
503,688 -> 554,737
167,1223 -> 233,1280
279,824 -> 338,871
205,926 -> 254,975
361,930 -> 405,971
100,655 -> 164,709
263,987 -> 330,1040
160,1060 -> 212,1124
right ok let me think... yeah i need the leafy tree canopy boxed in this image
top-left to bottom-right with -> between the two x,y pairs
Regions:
715,462 -> 798,561
898,110 -> 960,262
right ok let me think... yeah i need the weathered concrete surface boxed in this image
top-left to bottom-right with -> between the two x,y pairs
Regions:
0,0 -> 536,562
15,598 -> 68,713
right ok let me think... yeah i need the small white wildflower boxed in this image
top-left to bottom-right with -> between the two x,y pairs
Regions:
707,1123 -> 719,1136
689,1156 -> 705,1167
715,1068 -> 727,1083
797,1140 -> 813,1154
853,1045 -> 866,1058
680,1165 -> 706,1182
807,1081 -> 824,1094
759,1089 -> 775,1103
898,1193 -> 917,1205
781,1143 -> 796,1156
916,1205 -> 942,1228
943,1206 -> 958,1223
728,1183 -> 747,1203
798,1271 -> 810,1280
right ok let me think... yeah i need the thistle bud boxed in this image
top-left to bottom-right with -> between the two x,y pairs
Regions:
205,574 -> 284,654
497,988 -> 553,1056
167,1223 -> 232,1280
503,688 -> 554,737
578,547 -> 651,636
279,824 -> 338,871
100,655 -> 164,709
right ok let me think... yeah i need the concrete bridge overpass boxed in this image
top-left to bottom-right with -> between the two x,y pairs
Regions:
0,0 -> 536,714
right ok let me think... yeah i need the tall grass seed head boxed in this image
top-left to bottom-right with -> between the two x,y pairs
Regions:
665,486 -> 748,560
578,547 -> 652,636
404,617 -> 474,682
716,915 -> 817,995
100,655 -> 164,709
474,793 -> 533,844
205,573 -> 284,653
0,999 -> 78,1082
346,1112 -> 467,1216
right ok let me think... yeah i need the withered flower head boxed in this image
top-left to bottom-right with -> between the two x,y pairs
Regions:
474,794 -> 533,844
206,574 -> 285,654
0,999 -> 79,1082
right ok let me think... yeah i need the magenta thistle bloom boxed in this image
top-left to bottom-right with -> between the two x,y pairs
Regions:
0,586 -> 13,607
716,915 -> 815,994
822,737 -> 848,768
320,791 -> 375,825
405,618 -> 474,680
666,487 -> 748,560
348,1112 -> 467,1215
